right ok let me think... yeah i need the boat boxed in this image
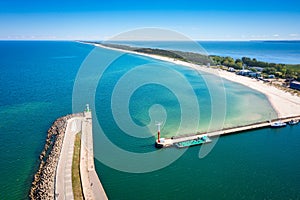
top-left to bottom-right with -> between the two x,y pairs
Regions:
288,119 -> 299,125
175,135 -> 212,148
270,121 -> 287,128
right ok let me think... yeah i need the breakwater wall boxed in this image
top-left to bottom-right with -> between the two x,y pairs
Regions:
156,115 -> 300,148
29,113 -> 83,199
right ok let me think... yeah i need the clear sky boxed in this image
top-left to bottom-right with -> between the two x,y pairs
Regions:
1,0 -> 300,41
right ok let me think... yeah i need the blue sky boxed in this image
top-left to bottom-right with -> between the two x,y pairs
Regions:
1,0 -> 300,40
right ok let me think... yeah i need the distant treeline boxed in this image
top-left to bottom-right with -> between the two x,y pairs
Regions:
100,42 -> 212,65
97,42 -> 300,81
211,55 -> 300,80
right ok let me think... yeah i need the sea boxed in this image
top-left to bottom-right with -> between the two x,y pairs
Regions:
0,41 -> 300,199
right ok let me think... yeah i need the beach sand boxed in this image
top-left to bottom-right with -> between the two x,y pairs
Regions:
93,43 -> 300,119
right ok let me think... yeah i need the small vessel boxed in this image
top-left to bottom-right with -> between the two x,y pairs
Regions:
175,135 -> 212,148
270,121 -> 287,128
288,119 -> 299,125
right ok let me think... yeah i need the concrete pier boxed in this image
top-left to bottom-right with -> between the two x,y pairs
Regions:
156,115 -> 300,148
54,109 -> 107,200
80,110 -> 108,200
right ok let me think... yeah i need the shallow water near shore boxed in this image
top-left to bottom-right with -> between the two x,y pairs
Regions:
0,41 -> 299,199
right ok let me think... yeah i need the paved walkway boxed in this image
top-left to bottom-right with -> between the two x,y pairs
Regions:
80,111 -> 108,200
55,111 -> 108,200
55,117 -> 82,200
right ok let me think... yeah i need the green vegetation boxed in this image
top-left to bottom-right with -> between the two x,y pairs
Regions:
211,55 -> 300,81
97,42 -> 300,81
100,43 -> 211,65
72,132 -> 83,200
135,48 -> 211,65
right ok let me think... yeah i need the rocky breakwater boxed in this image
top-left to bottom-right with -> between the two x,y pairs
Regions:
29,113 -> 83,200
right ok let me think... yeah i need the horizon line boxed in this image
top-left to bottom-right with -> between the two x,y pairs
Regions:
1,39 -> 300,42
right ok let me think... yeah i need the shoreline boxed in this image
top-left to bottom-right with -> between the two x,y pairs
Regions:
92,43 -> 300,119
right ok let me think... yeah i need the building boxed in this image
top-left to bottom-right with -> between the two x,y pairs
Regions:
248,72 -> 261,78
237,69 -> 251,76
249,67 -> 264,72
228,67 -> 236,72
268,74 -> 275,79
290,81 -> 300,90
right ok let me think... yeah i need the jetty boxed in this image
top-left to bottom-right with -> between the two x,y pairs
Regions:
55,105 -> 107,200
30,105 -> 107,200
155,115 -> 300,148
79,106 -> 108,200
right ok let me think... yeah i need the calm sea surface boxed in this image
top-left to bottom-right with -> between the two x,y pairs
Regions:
0,41 -> 299,199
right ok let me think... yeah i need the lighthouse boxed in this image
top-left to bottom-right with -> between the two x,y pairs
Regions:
155,122 -> 165,148
84,104 -> 92,119
85,104 -> 90,112
156,122 -> 161,143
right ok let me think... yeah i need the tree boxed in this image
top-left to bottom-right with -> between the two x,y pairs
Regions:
235,62 -> 243,69
235,58 -> 242,63
242,57 -> 251,64
263,67 -> 276,75
250,67 -> 257,72
222,60 -> 229,66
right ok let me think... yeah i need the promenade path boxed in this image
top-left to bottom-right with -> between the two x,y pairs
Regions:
80,111 -> 108,200
55,117 -> 82,200
55,111 -> 107,200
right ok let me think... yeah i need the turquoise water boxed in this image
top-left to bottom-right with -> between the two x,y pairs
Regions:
96,125 -> 300,200
0,41 -> 299,199
0,41 -> 93,199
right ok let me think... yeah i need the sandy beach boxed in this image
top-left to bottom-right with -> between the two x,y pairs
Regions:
93,43 -> 300,119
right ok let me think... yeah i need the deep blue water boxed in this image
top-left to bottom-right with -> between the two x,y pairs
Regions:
0,41 -> 299,199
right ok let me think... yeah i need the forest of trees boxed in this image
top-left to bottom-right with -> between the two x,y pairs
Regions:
101,43 -> 211,65
210,55 -> 300,81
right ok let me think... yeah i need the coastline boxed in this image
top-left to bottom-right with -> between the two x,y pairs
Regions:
92,43 -> 300,119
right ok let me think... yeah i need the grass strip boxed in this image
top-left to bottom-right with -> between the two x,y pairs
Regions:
72,132 -> 84,200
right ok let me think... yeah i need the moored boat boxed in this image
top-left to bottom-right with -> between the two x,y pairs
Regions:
288,119 -> 299,125
270,121 -> 287,128
175,135 -> 212,148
